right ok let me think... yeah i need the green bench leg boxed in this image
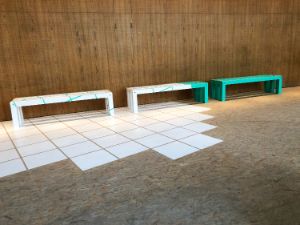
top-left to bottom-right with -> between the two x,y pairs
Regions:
264,81 -> 273,93
204,85 -> 208,103
221,84 -> 226,101
193,86 -> 208,103
215,82 -> 221,101
210,81 -> 226,101
264,80 -> 281,94
276,78 -> 282,94
210,81 -> 215,99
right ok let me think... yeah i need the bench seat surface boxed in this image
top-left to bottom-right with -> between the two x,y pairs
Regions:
12,90 -> 112,107
127,81 -> 207,94
212,75 -> 282,85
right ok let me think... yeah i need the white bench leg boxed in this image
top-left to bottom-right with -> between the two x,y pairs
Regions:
105,94 -> 114,116
127,90 -> 132,111
10,102 -> 24,128
130,92 -> 138,113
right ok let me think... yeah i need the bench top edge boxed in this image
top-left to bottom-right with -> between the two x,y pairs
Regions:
212,75 -> 282,82
11,90 -> 112,102
127,81 -> 207,90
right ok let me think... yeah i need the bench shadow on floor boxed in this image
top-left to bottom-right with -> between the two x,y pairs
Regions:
226,91 -> 274,101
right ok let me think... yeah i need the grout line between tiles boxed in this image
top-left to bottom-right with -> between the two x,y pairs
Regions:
32,123 -> 77,168
1,122 -> 29,170
58,114 -> 121,160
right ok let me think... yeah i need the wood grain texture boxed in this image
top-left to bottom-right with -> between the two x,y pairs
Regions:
0,0 -> 299,121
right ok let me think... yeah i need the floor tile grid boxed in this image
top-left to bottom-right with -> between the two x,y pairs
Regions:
58,119 -> 124,160
0,104 -> 217,170
82,109 -> 218,156
1,106 -> 214,155
29,123 -> 73,166
82,116 -> 181,155
21,113 -> 127,159
0,122 -> 28,169
29,116 -> 104,146
118,110 -> 221,152
3,124 -> 66,157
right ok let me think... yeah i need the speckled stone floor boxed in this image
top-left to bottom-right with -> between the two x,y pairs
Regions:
0,87 -> 299,225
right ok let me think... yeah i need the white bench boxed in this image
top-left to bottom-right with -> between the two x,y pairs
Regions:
127,82 -> 208,113
10,90 -> 114,128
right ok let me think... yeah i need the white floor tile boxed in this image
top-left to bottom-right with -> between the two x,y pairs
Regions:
0,159 -> 26,178
52,134 -> 88,147
44,128 -> 77,139
158,107 -> 181,113
17,141 -> 56,157
151,113 -> 178,121
166,118 -> 194,126
139,110 -> 164,117
183,113 -> 214,121
0,149 -> 19,163
180,105 -> 210,112
106,122 -> 138,133
106,141 -> 148,158
29,116 -> 57,123
81,111 -> 108,119
30,116 -> 59,125
8,127 -> 41,139
71,150 -> 117,171
0,140 -> 14,151
72,123 -> 103,133
180,134 -> 223,149
13,134 -> 48,147
153,141 -> 198,160
169,109 -> 194,116
0,134 -> 10,143
136,134 -> 173,148
54,113 -> 83,121
132,118 -> 159,126
118,114 -> 146,122
99,118 -> 124,127
89,116 -> 115,123
145,122 -> 175,132
37,123 -> 68,133
63,119 -> 91,127
23,149 -> 66,169
93,134 -> 130,148
0,128 -> 6,135
161,127 -> 196,140
112,111 -> 135,118
121,128 -> 154,139
183,122 -> 216,133
61,141 -> 101,158
82,127 -> 115,139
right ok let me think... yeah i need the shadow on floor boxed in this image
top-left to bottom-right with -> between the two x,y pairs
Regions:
226,91 -> 274,101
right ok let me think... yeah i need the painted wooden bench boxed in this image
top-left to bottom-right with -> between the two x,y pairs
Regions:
210,75 -> 283,101
127,81 -> 208,113
10,90 -> 114,128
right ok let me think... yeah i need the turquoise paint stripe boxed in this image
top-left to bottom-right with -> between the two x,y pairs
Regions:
38,97 -> 46,104
67,95 -> 82,102
149,86 -> 174,93
159,86 -> 174,92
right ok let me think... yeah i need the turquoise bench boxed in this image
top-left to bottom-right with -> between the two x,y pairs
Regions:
210,75 -> 283,101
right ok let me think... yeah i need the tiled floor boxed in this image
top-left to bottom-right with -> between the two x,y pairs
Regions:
0,101 -> 223,178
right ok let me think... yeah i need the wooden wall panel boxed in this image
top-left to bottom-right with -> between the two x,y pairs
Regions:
0,0 -> 299,121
